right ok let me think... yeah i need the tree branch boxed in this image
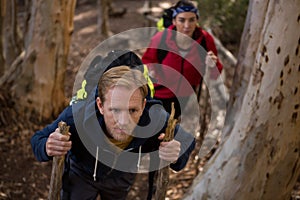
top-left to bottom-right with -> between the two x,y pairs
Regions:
0,51 -> 25,86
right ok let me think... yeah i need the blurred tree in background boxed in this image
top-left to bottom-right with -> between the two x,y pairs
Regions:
196,0 -> 249,55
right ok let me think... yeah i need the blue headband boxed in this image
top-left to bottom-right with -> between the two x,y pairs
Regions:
172,6 -> 199,18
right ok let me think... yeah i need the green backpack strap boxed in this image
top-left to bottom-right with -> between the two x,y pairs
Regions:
69,79 -> 88,105
143,64 -> 155,98
76,80 -> 88,100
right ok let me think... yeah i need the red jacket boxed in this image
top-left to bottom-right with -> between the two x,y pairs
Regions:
142,25 -> 223,98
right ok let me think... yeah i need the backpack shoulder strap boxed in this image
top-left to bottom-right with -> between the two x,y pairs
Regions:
157,29 -> 169,63
199,29 -> 208,50
157,28 -> 208,64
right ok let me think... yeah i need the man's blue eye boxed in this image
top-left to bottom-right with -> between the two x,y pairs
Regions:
111,109 -> 120,113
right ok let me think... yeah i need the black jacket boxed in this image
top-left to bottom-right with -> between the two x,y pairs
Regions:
31,89 -> 195,181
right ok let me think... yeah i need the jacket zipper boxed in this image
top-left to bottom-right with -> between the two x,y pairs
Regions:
103,147 -> 135,175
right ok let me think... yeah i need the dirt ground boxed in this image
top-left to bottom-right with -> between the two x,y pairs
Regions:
0,0 -> 299,199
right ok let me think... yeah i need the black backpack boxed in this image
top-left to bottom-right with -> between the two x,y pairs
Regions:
156,7 -> 174,31
70,50 -> 155,105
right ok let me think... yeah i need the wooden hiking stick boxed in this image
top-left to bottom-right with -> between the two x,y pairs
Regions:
48,121 -> 70,200
155,102 -> 177,200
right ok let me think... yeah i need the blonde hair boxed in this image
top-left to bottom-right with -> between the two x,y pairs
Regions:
98,66 -> 148,103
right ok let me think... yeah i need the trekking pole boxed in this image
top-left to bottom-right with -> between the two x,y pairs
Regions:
48,121 -> 70,200
155,102 -> 177,200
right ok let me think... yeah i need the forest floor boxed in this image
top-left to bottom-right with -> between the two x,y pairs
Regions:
0,0 -> 299,199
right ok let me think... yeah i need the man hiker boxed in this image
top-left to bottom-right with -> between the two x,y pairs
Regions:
31,50 -> 195,199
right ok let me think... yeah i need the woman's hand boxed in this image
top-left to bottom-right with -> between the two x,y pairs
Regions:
205,51 -> 218,68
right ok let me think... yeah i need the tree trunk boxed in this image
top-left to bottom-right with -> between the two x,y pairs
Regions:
184,0 -> 300,199
223,0 -> 270,139
0,0 -> 76,122
2,0 -> 22,68
97,0 -> 110,37
0,2 -> 5,76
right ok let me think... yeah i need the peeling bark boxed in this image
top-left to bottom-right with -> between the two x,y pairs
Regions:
184,0 -> 300,199
223,0 -> 270,139
1,0 -> 76,121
